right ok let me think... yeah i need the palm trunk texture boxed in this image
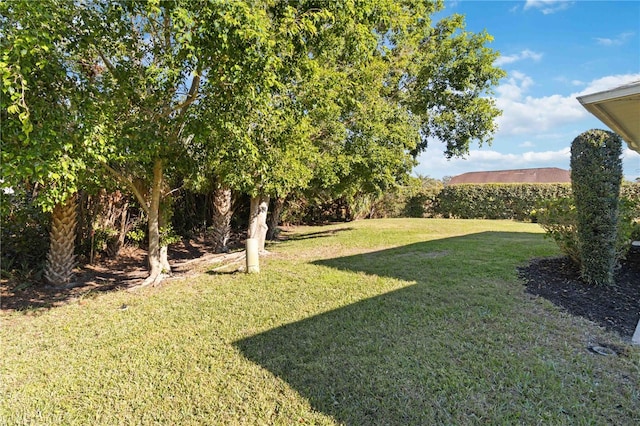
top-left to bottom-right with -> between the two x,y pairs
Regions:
44,195 -> 78,287
211,184 -> 233,253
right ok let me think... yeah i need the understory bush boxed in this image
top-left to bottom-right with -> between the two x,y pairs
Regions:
535,197 -> 580,264
279,176 -> 444,223
535,196 -> 636,268
0,187 -> 50,281
369,176 -> 443,218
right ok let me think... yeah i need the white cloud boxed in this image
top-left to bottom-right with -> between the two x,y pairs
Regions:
576,74 -> 640,96
496,71 -> 534,101
495,49 -> 543,66
415,142 -> 571,179
623,149 -> 640,180
524,0 -> 573,14
495,73 -> 640,136
415,73 -> 640,180
595,32 -> 635,46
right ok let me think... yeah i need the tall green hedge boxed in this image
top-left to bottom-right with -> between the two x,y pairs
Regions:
435,183 -> 572,220
570,129 -> 623,286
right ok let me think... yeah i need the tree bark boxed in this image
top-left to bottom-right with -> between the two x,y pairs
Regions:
114,199 -> 129,256
266,196 -> 286,240
141,158 -> 164,287
248,194 -> 270,253
159,194 -> 172,274
211,183 -> 233,253
44,194 -> 78,287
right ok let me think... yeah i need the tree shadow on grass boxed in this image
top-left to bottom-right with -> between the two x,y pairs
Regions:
279,226 -> 355,241
234,232 -> 571,425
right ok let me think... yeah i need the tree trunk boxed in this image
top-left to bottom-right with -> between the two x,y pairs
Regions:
115,200 -> 129,255
248,194 -> 270,253
44,194 -> 78,287
106,198 -> 129,258
159,194 -> 172,274
266,196 -> 286,240
142,159 -> 164,287
211,183 -> 233,253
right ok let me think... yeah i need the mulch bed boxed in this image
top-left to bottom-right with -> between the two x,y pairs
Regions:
0,238 -> 242,312
518,247 -> 640,339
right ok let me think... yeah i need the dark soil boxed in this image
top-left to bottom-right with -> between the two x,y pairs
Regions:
519,247 -> 640,339
0,237 -> 244,312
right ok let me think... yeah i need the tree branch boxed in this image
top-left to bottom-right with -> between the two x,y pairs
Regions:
177,70 -> 201,119
96,49 -> 117,78
163,10 -> 172,52
101,162 -> 150,214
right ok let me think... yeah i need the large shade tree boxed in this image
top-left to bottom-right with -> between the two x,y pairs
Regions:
61,0 -> 330,286
203,1 -> 505,247
283,2 -> 505,224
1,1 -> 100,286
4,0 -> 504,283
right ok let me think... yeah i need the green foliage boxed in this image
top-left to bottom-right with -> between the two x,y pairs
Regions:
275,176 -> 444,223
0,186 -> 50,276
126,228 -> 146,246
1,0 -> 95,210
535,197 -> 580,264
370,176 -> 444,218
405,14 -> 506,157
570,129 -> 623,285
159,225 -> 181,247
436,184 -> 572,220
536,196 -> 636,270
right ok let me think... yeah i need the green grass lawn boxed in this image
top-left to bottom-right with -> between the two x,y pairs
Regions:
1,219 -> 638,425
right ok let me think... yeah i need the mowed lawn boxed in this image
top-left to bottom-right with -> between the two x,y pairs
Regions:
1,219 -> 638,425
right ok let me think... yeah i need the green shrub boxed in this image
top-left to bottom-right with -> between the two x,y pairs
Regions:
570,129 -> 623,285
535,197 -> 580,264
1,187 -> 50,279
536,196 -> 635,269
435,183 -> 572,220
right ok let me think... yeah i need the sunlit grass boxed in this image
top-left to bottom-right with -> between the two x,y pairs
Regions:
1,219 -> 638,424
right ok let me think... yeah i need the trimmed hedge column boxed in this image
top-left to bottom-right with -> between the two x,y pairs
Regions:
570,129 -> 623,285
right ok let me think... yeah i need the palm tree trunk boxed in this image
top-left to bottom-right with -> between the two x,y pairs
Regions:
211,183 -> 233,253
44,194 -> 78,287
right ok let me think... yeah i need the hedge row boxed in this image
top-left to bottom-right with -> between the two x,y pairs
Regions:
435,183 -> 640,221
435,183 -> 572,220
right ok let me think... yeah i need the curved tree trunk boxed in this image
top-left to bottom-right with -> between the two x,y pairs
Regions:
266,196 -> 286,241
44,194 -> 78,287
137,158 -> 164,289
211,183 -> 233,253
248,194 -> 270,253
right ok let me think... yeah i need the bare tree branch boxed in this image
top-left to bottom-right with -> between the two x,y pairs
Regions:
177,70 -> 202,119
101,162 -> 150,214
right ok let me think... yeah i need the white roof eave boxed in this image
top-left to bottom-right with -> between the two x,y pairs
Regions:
577,81 -> 640,153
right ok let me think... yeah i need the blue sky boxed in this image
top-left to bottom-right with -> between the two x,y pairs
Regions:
414,0 -> 640,181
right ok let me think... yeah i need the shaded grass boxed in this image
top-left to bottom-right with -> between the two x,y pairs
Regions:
1,219 -> 639,424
